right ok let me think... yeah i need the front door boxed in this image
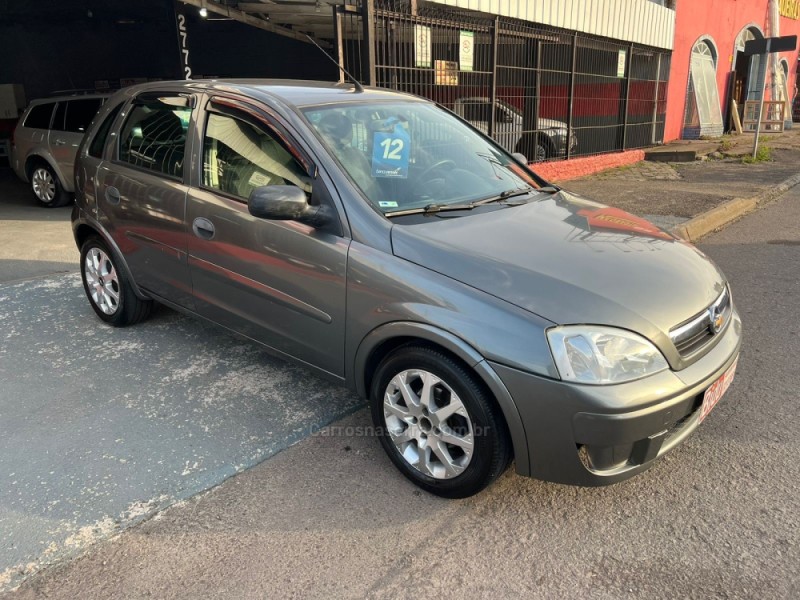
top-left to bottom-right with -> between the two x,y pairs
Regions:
187,101 -> 348,377
97,92 -> 195,307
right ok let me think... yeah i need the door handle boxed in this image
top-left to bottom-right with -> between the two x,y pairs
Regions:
192,217 -> 215,240
54,139 -> 67,146
105,186 -> 121,205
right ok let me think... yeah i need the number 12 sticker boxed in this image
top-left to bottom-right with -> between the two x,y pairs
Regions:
372,125 -> 410,179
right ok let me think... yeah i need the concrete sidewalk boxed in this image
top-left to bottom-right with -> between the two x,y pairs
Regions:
560,129 -> 800,236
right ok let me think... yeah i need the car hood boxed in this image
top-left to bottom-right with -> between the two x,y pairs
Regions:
391,191 -> 727,355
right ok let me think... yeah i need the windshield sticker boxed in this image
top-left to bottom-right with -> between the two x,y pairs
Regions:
372,122 -> 410,179
378,201 -> 399,208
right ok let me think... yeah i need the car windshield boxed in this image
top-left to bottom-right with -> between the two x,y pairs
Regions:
301,101 -> 542,215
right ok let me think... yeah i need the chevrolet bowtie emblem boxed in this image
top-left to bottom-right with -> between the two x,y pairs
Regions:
709,306 -> 725,334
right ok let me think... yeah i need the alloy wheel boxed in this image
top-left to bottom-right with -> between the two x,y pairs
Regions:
31,167 -> 56,203
383,369 -> 475,479
84,247 -> 120,315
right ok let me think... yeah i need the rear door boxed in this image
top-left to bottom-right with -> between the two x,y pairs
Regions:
49,98 -> 104,189
96,91 -> 195,307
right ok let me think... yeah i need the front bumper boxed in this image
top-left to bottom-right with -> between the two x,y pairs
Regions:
493,308 -> 742,486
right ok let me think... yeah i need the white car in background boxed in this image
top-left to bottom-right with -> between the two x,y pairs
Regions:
454,96 -> 577,162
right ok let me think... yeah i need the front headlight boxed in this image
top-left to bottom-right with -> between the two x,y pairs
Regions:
546,326 -> 668,385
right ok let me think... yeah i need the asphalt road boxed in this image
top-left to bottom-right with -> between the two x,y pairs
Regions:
5,184 -> 799,598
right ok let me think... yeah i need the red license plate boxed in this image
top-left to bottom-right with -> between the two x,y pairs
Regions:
699,358 -> 738,423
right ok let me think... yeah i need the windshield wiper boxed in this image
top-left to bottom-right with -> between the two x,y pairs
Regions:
384,202 -> 476,217
383,185 -> 556,218
471,187 -> 535,206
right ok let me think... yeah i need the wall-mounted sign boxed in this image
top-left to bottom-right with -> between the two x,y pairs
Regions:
460,30 -> 474,72
435,60 -> 459,86
175,6 -> 192,80
414,25 -> 431,68
780,0 -> 800,20
617,49 -> 627,78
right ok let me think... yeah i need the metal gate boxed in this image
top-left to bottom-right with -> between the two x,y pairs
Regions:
334,0 -> 670,162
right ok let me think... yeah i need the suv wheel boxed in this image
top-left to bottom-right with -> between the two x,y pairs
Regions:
534,143 -> 549,163
80,235 -> 153,326
31,163 -> 70,208
370,345 -> 512,498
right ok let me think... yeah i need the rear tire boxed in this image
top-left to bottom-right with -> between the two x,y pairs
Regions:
30,162 -> 70,208
80,235 -> 153,326
370,344 -> 512,499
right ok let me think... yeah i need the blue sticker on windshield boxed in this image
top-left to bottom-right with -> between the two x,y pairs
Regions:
372,123 -> 410,179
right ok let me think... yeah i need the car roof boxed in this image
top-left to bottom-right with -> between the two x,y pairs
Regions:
120,79 -> 429,109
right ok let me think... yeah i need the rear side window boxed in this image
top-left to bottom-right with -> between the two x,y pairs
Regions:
23,103 -> 55,129
118,96 -> 192,178
65,98 -> 104,133
460,102 -> 492,122
88,103 -> 123,159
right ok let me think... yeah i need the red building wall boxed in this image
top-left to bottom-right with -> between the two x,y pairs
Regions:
665,0 -> 800,142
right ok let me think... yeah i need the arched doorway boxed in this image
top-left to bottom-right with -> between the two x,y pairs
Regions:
779,59 -> 793,127
732,25 -> 765,108
683,38 -> 723,138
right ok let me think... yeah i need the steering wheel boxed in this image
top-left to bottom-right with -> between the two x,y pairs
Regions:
418,159 -> 457,183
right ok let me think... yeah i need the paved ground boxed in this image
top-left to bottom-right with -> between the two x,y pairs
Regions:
0,169 -> 76,283
6,181 -> 800,598
0,171 -> 361,591
562,142 -> 800,219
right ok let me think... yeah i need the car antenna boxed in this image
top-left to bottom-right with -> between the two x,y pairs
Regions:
304,34 -> 365,93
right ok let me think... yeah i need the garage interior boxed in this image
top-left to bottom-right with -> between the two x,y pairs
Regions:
0,0 -> 341,104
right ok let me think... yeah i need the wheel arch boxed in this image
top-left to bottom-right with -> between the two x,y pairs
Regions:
72,217 -> 150,301
24,153 -> 67,187
354,322 -> 531,475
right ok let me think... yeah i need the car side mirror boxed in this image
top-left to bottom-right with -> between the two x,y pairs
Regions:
512,152 -> 528,164
248,185 -> 332,228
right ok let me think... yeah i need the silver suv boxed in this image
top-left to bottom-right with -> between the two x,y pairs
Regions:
11,94 -> 107,207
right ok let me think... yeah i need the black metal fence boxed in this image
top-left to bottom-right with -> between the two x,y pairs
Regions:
334,0 -> 670,162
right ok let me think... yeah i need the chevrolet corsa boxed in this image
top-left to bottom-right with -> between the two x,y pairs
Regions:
72,81 -> 741,498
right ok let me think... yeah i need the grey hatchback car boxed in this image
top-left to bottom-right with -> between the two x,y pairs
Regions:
72,80 -> 741,498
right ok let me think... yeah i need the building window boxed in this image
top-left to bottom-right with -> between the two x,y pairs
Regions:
683,40 -> 723,138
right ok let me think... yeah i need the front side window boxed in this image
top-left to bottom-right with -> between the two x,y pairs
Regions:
302,101 -> 541,215
118,96 -> 192,178
65,98 -> 104,133
89,103 -> 123,158
23,103 -> 55,129
202,112 -> 311,200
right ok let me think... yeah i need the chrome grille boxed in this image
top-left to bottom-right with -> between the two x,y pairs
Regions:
670,287 -> 731,358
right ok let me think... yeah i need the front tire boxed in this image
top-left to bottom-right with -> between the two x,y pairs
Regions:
30,163 -> 70,207
80,235 -> 153,326
370,345 -> 512,498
